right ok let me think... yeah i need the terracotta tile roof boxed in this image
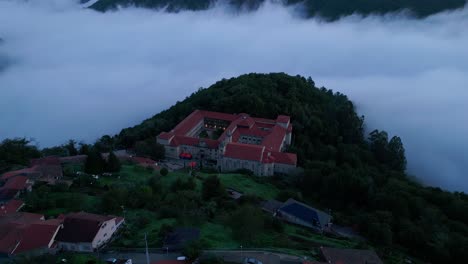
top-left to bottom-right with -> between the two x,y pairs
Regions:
320,247 -> 383,264
158,132 -> 174,140
56,212 -> 115,243
2,157 -> 63,184
253,117 -> 277,124
30,157 -> 61,166
270,151 -> 297,165
13,221 -> 62,254
224,143 -> 265,162
237,116 -> 255,128
2,176 -> 28,190
1,167 -> 36,181
58,155 -> 87,164
200,110 -> 238,122
0,222 -> 21,254
0,212 -> 45,225
276,115 -> 291,124
0,200 -> 24,215
261,125 -> 287,152
0,213 -> 61,255
235,125 -> 271,138
0,188 -> 20,201
159,110 -> 296,167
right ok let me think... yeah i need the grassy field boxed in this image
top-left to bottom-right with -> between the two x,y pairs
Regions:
200,222 -> 238,248
25,164 -> 364,259
165,170 -> 281,200
214,173 -> 280,200
99,164 -> 157,186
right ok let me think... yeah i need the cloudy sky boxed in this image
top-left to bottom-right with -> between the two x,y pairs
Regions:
0,0 -> 467,192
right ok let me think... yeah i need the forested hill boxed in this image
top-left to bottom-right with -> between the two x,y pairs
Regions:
2,73 -> 467,262
106,73 -> 468,262
90,0 -> 467,20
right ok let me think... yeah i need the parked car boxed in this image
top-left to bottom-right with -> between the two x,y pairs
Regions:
243,257 -> 263,264
105,258 -> 132,264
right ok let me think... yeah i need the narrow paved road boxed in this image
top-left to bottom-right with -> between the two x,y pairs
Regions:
97,252 -> 180,264
97,249 -> 307,264
204,250 -> 306,264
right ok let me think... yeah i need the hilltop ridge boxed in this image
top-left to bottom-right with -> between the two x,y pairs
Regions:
90,0 -> 467,21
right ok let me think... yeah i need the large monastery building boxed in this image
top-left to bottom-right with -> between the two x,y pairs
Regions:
157,110 -> 297,176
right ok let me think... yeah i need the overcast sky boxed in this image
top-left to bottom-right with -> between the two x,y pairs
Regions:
0,0 -> 467,192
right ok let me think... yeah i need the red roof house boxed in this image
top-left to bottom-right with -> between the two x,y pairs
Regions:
56,212 -> 124,252
0,200 -> 25,215
0,213 -> 62,255
157,110 -> 297,176
0,176 -> 31,202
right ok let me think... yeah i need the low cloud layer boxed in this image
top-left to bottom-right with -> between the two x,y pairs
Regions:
0,0 -> 467,191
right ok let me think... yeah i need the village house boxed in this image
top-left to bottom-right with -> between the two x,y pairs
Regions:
0,176 -> 32,202
1,156 -> 63,185
55,212 -> 124,252
0,199 -> 25,215
318,247 -> 383,264
157,110 -> 297,176
0,212 -> 63,256
273,199 -> 332,233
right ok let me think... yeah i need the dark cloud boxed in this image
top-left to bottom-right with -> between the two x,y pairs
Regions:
0,0 -> 467,191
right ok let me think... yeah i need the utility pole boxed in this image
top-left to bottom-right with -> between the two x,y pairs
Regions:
145,233 -> 150,264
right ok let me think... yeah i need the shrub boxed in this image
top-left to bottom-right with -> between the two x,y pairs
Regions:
234,168 -> 254,176
160,167 -> 169,176
182,240 -> 203,261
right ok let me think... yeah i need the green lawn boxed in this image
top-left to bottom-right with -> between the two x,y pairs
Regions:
161,170 -> 280,200
200,222 -> 238,248
217,174 -> 279,199
99,164 -> 157,186
27,165 -> 363,258
284,225 -> 358,248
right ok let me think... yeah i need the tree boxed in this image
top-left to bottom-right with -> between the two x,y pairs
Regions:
0,138 -> 40,172
65,139 -> 79,156
183,240 -> 203,261
106,151 -> 121,172
229,205 -> 264,243
369,129 -> 389,164
84,149 -> 106,174
79,142 -> 91,155
102,188 -> 128,213
388,136 -> 407,171
41,146 -> 68,157
202,175 -> 225,200
134,138 -> 165,160
94,135 -> 114,152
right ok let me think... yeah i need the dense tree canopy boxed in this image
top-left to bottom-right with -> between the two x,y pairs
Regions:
106,73 -> 468,262
91,0 -> 467,21
3,73 -> 467,262
0,138 -> 40,173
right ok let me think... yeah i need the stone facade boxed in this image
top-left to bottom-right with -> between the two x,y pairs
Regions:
157,110 -> 297,176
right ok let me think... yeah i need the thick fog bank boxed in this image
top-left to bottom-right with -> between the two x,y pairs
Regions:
0,0 -> 467,192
